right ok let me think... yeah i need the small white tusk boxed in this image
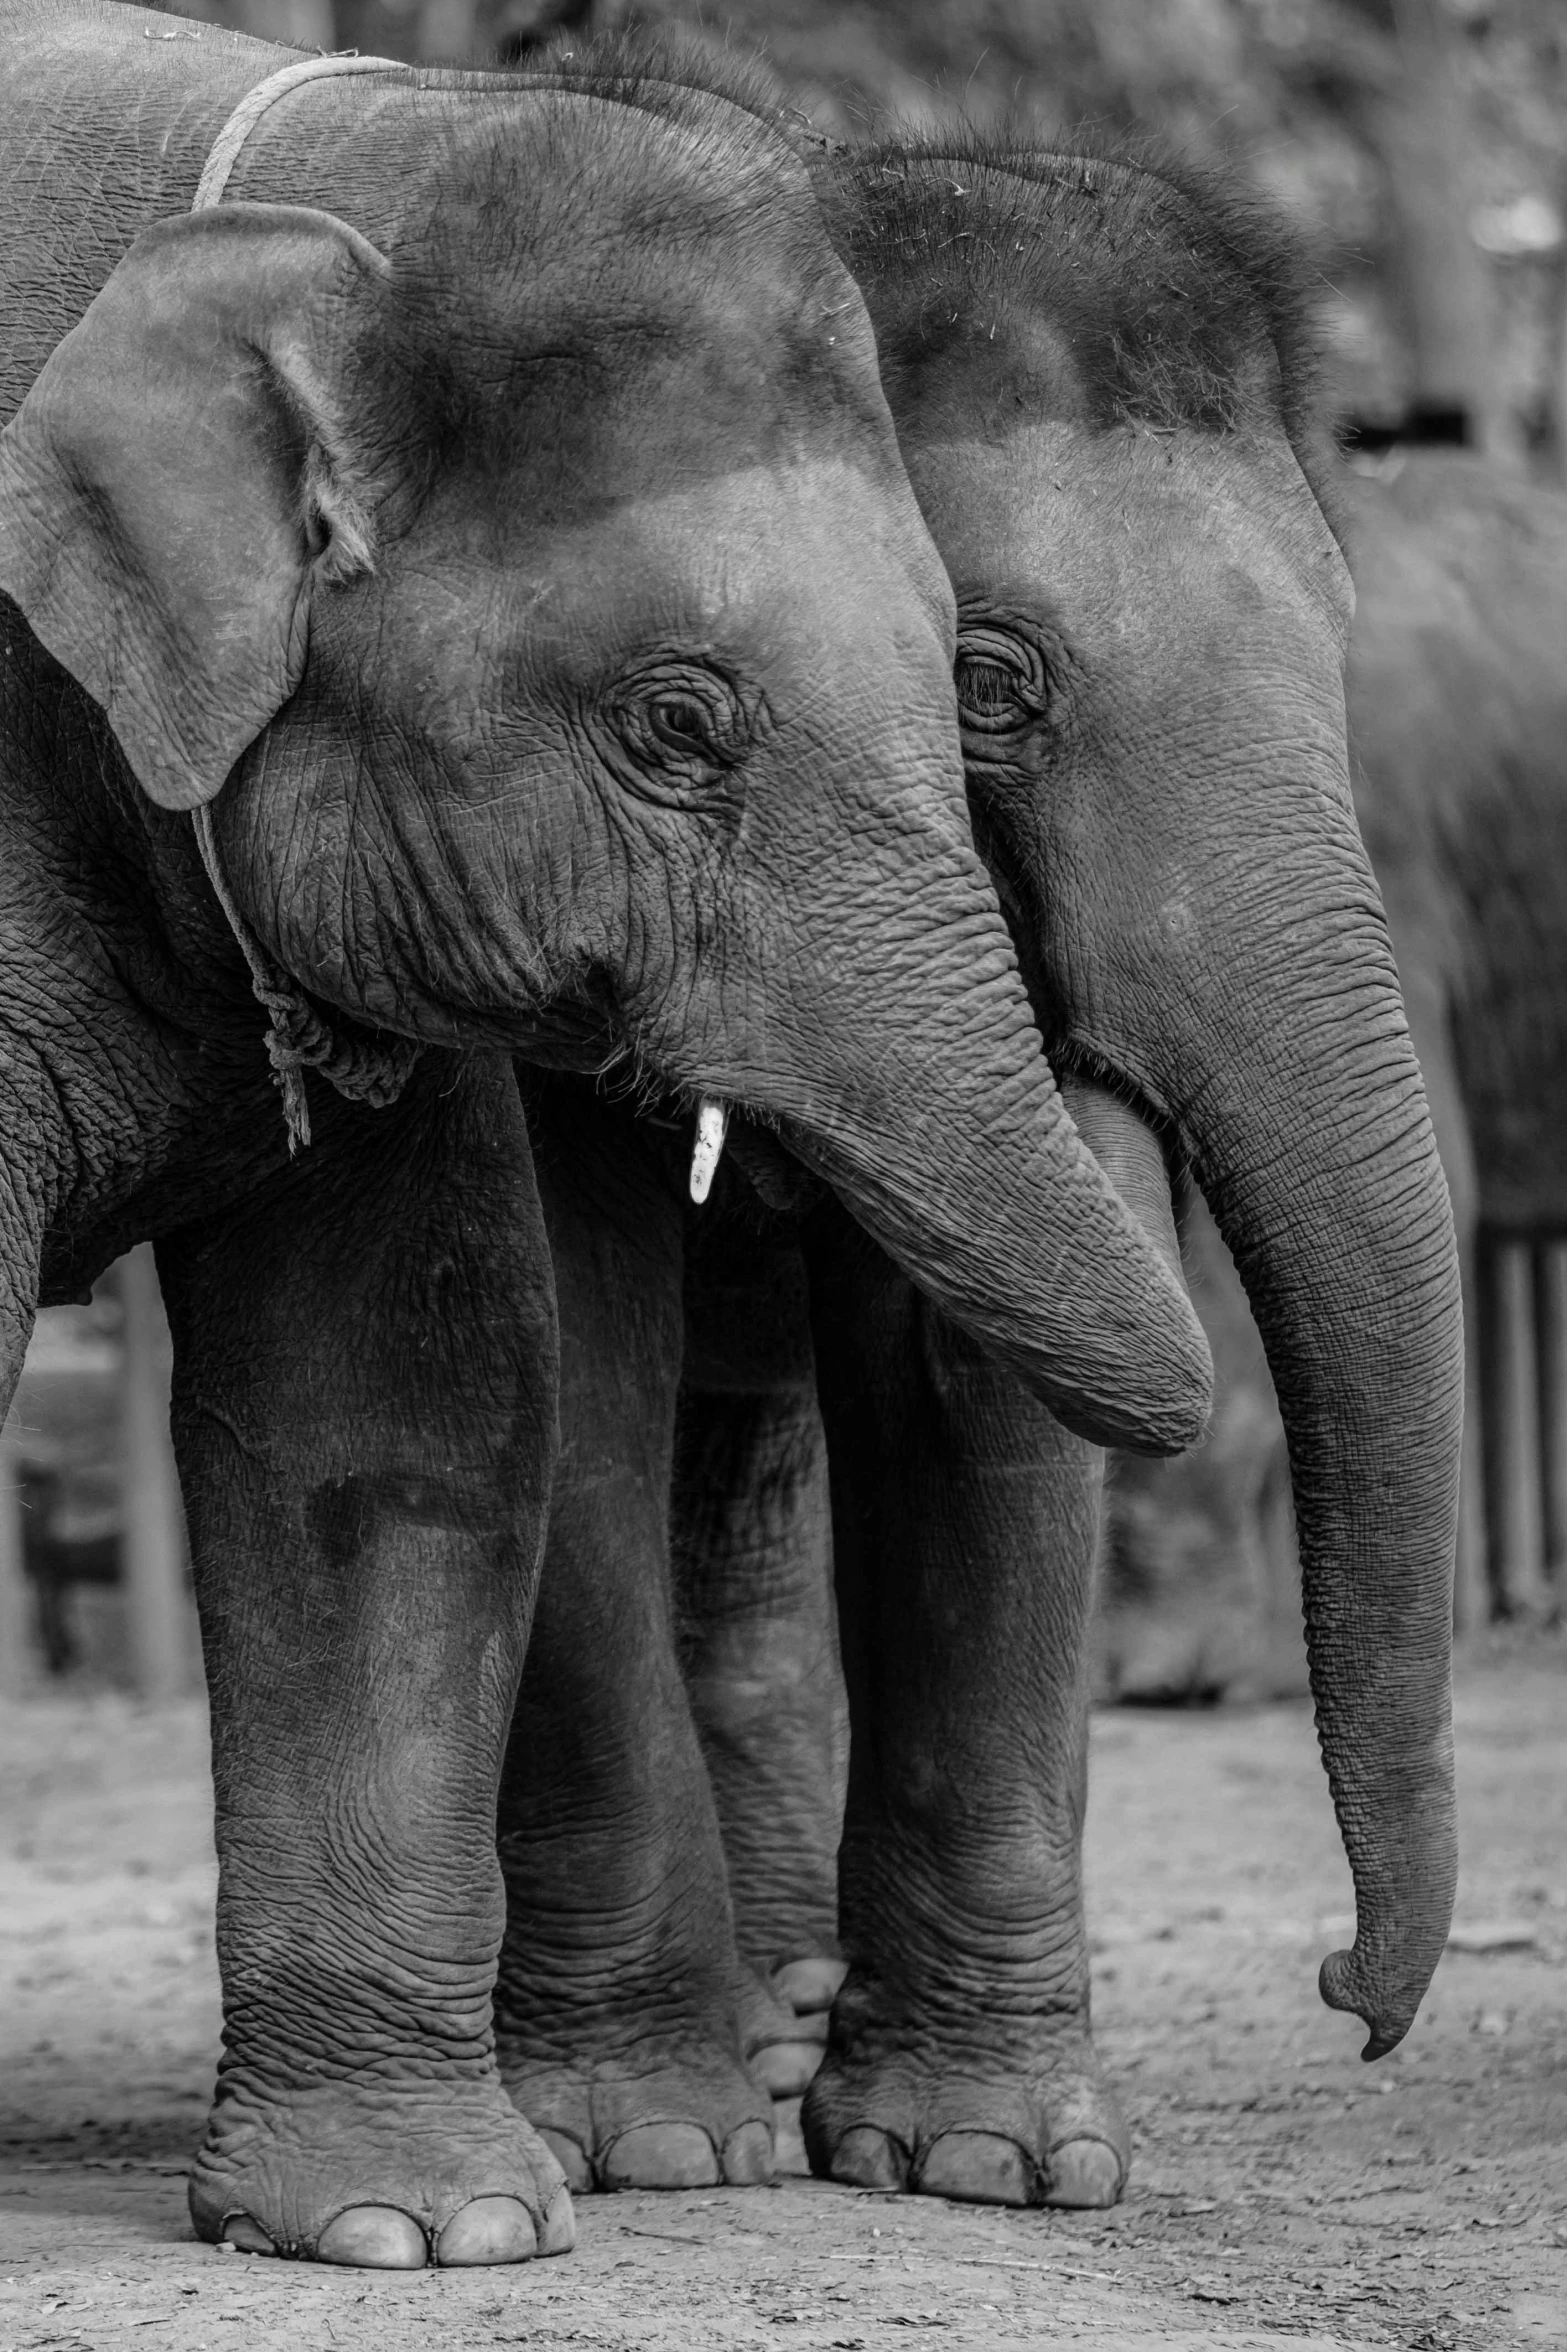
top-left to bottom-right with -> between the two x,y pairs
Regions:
689,1097 -> 729,1204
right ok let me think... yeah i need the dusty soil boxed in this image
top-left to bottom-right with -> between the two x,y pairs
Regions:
1,1639 -> 1562,2352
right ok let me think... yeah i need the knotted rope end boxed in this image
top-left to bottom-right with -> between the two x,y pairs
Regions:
273,1056 -> 313,1155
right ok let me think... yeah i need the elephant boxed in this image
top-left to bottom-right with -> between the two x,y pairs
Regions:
489,137 -> 1465,2210
0,16 -> 1212,2268
1099,448 -> 1567,1696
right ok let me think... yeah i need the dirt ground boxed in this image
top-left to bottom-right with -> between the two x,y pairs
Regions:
0,1638 -> 1562,2352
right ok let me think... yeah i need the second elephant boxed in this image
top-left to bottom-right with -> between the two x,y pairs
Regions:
491,138 -> 1464,2208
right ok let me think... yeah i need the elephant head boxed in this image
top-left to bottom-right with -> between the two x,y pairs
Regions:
818,144 -> 1461,2056
0,79 -> 1207,1452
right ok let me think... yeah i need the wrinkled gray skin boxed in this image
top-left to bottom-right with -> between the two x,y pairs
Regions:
0,16 -> 1211,2270
494,149 -> 1463,2210
1101,450 -> 1567,1697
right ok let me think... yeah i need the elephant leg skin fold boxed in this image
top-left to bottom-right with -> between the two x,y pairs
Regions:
802,1201 -> 1127,2210
493,1078 -> 774,2194
158,1058 -> 574,2268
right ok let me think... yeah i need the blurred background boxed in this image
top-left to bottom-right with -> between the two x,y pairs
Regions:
7,0 -> 1567,1697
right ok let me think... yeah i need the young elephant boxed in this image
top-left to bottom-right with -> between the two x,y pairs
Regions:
0,18 -> 1210,2270
495,140 -> 1463,2207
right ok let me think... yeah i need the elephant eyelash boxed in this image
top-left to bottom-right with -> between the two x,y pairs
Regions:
955,627 -> 1051,733
963,663 -> 1012,707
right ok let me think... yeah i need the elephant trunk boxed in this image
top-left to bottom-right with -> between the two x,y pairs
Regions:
675,841 -> 1212,1462
1162,853 -> 1461,2054
784,986 -> 1209,1458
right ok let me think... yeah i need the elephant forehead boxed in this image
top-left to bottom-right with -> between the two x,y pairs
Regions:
875,306 -> 1095,437
370,99 -> 892,492
374,283 -> 901,551
907,418 -> 1350,648
391,455 -> 956,677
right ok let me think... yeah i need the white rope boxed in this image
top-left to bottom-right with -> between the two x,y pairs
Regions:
192,52 -> 408,214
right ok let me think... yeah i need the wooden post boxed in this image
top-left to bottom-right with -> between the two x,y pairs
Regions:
1535,1240 -> 1567,1593
1482,1237 -> 1551,1618
1356,0 -> 1506,456
115,1247 -> 191,1702
0,1427 -> 30,1698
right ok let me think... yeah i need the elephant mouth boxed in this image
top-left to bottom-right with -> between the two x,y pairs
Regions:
711,1046 -> 1191,1344
698,1033 -> 1188,1307
1052,1052 -> 1187,1294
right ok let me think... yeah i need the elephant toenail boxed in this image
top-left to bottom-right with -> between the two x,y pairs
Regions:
537,2128 -> 593,2195
772,1956 -> 848,2015
316,2207 -> 428,2268
827,2126 -> 909,2193
753,2038 -> 825,2098
1045,2138 -> 1126,2209
601,2123 -> 721,2191
914,2131 -> 1036,2208
721,2120 -> 775,2185
219,2214 -> 276,2255
436,2196 -> 537,2266
539,2184 -> 577,2257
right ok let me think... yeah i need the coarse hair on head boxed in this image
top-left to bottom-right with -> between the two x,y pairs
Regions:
496,23 -> 796,143
400,28 -> 816,297
813,124 -> 1342,535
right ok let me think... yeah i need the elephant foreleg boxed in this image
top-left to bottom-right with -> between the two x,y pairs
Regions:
802,1196 -> 1125,2210
157,1055 -> 570,2270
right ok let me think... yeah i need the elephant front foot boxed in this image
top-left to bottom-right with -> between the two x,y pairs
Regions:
189,2074 -> 575,2267
497,2000 -> 775,2193
801,1977 -> 1129,2210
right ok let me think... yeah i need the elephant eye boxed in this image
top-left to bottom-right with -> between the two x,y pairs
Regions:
607,661 -> 751,806
959,658 -> 1022,722
955,627 -> 1049,739
648,693 -> 714,754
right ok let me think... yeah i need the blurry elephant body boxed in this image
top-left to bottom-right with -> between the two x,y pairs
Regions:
1102,450 -> 1567,1695
496,144 -> 1463,2210
0,11 -> 1208,2266
1353,454 -> 1567,1241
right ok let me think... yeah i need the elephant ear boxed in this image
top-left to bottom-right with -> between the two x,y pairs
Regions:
0,203 -> 390,810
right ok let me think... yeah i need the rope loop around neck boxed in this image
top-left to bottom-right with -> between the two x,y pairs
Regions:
191,808 -> 420,1152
